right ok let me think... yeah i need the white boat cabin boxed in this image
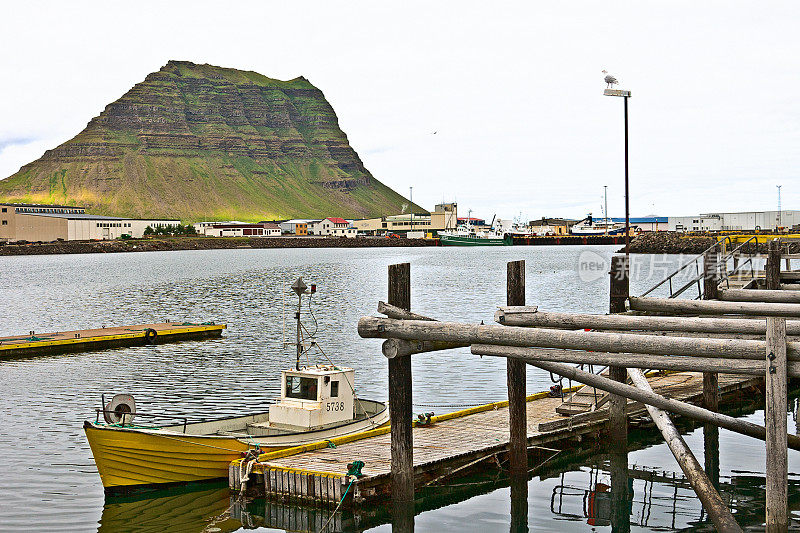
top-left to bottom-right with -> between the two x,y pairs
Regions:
268,365 -> 355,430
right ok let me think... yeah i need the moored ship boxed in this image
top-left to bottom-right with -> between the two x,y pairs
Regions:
83,278 -> 389,493
438,224 -> 512,246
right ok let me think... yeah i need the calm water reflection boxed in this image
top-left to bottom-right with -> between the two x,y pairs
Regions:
0,246 -> 792,531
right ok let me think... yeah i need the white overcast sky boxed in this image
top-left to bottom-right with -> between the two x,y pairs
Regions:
1,1 -> 798,220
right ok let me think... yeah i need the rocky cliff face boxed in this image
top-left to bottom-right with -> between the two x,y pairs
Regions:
0,61 -> 410,220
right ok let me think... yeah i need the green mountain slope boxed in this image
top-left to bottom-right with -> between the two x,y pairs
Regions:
0,61 -> 414,221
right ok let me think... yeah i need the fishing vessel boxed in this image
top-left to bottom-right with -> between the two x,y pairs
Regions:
439,224 -> 512,245
84,278 -> 389,493
496,216 -> 534,238
438,210 -> 511,246
570,214 -> 627,235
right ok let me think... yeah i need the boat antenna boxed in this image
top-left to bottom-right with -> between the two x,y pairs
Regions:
291,277 -> 309,370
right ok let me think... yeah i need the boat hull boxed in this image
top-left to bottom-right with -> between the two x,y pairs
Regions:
439,234 -> 511,246
84,401 -> 389,492
84,423 -> 251,491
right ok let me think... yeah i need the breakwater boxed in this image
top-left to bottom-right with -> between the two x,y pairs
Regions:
627,232 -> 800,254
0,236 -> 435,256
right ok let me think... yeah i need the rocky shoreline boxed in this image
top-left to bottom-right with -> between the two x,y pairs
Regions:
625,232 -> 800,254
0,236 -> 435,256
4,232 -> 797,257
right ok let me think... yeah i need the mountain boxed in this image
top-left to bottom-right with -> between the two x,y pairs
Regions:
0,61 -> 415,221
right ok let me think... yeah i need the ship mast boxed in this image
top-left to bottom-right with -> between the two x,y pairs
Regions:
291,277 -> 309,370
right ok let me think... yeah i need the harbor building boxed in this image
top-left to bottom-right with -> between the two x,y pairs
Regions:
279,219 -> 316,235
668,211 -> 800,232
610,217 -> 668,232
192,221 -> 246,233
310,217 -> 357,237
200,222 -> 281,237
529,218 -> 575,236
353,203 -> 457,235
0,203 -> 179,242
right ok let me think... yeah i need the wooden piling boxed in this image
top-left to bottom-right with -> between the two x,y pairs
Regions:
609,254 -> 629,512
703,247 -> 720,301
702,247 -> 720,488
766,317 -> 788,532
387,263 -> 414,531
506,261 -> 528,478
766,240 -> 782,291
609,255 -> 628,313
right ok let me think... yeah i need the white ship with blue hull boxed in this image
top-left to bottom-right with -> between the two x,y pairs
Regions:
570,214 -> 628,236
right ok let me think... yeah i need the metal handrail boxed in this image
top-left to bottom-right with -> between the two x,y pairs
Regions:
94,408 -> 189,433
639,236 -> 733,298
639,234 -> 765,299
717,235 -> 763,290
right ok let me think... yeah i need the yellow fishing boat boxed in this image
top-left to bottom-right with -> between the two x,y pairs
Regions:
84,277 -> 389,493
85,369 -> 389,492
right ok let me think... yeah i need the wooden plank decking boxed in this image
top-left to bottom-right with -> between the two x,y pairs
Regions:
235,371 -> 760,506
0,322 -> 226,359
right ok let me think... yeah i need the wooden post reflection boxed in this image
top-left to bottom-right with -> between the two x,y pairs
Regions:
610,448 -> 631,533
509,472 -> 528,533
703,423 -> 720,489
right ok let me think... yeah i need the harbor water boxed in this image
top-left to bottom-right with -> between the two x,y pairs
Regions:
1,245 -> 799,532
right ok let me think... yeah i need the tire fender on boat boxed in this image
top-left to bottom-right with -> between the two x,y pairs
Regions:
104,394 -> 136,425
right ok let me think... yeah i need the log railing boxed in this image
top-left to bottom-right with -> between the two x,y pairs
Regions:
363,260 -> 794,532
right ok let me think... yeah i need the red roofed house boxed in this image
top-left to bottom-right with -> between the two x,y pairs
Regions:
310,217 -> 357,238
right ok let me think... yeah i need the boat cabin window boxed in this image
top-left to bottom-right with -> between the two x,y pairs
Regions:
285,376 -> 318,400
331,381 -> 339,397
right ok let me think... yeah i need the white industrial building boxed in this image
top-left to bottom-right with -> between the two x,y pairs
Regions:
0,203 -> 180,241
669,210 -> 800,232
200,222 -> 281,237
192,221 -> 246,233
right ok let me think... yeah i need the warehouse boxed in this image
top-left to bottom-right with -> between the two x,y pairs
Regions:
278,219 -> 316,235
668,210 -> 800,232
0,203 -> 180,241
200,222 -> 281,237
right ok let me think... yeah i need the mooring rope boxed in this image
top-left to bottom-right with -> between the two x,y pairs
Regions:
238,452 -> 259,496
317,477 -> 355,533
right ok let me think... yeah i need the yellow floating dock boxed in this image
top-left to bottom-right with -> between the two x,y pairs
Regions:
0,322 -> 226,359
230,372 -> 761,507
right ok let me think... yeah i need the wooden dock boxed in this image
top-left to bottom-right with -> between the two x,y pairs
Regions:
226,246 -> 799,530
0,321 -> 225,359
230,371 -> 760,507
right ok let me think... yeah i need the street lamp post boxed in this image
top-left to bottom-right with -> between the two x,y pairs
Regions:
604,87 -> 632,257
777,185 -> 782,231
604,185 -> 609,236
409,186 -> 413,233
